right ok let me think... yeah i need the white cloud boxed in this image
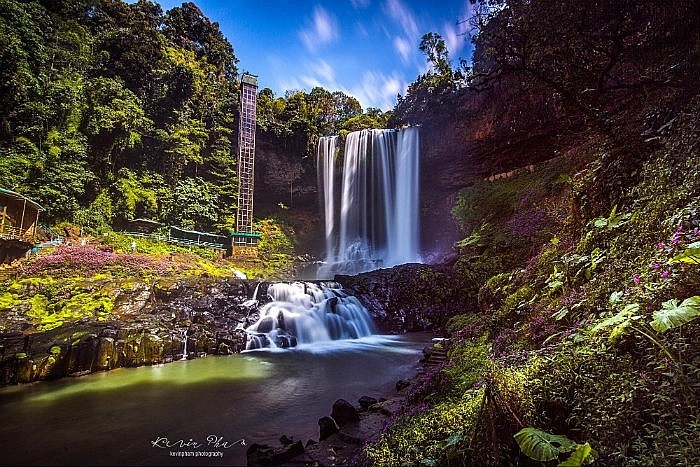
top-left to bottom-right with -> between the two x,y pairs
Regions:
278,59 -> 403,111
383,0 -> 418,39
299,6 -> 339,53
393,36 -> 412,64
382,0 -> 420,66
350,70 -> 406,111
311,59 -> 336,84
442,22 -> 464,59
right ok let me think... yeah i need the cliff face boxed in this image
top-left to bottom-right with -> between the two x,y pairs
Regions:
254,134 -> 325,258
0,278 -> 254,386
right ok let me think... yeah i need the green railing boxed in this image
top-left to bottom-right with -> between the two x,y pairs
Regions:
125,232 -> 227,250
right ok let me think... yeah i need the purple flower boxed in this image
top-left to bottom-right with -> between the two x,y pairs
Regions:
632,273 -> 641,284
693,228 -> 700,237
656,242 -> 666,249
651,262 -> 661,269
661,270 -> 670,278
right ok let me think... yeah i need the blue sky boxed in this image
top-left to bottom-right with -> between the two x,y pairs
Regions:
139,1 -> 475,111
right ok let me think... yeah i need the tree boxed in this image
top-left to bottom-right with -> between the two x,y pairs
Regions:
83,76 -> 152,181
163,2 -> 238,80
419,32 -> 452,76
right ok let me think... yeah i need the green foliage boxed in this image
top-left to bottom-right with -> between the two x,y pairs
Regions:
166,177 -> 218,230
73,190 -> 113,234
445,336 -> 491,392
649,296 -> 700,333
513,427 -> 576,462
669,241 -> 700,264
0,0 -> 381,230
0,291 -> 21,311
559,443 -> 596,466
591,205 -> 630,231
363,389 -> 484,467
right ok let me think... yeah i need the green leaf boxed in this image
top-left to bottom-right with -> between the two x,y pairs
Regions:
552,306 -> 569,321
649,296 -> 700,333
593,218 -> 607,228
514,427 -> 576,462
444,431 -> 464,448
591,304 -> 640,333
608,291 -> 623,304
558,443 -> 596,466
669,243 -> 700,264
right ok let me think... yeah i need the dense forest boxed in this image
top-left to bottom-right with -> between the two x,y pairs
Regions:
1,0 -> 699,465
0,0 -> 390,235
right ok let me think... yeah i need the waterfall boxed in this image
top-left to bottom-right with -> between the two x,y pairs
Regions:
317,136 -> 338,262
244,282 -> 376,350
181,330 -> 188,361
317,127 -> 421,277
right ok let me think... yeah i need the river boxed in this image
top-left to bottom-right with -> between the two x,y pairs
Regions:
0,333 -> 431,466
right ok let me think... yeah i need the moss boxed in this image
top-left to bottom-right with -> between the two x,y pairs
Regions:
364,388 -> 485,466
26,290 -> 114,331
445,335 -> 491,391
0,291 -> 20,311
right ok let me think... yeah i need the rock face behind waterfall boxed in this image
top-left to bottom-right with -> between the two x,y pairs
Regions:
0,277 -> 254,386
336,262 -> 476,334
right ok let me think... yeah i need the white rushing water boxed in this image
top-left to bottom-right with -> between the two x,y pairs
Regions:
244,282 -> 376,350
317,127 -> 421,277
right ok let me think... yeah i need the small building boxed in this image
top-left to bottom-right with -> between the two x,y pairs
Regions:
0,188 -> 42,263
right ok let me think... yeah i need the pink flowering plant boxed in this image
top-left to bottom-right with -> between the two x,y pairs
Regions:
20,244 -> 179,278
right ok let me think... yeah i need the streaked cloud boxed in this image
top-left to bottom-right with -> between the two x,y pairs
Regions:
278,59 -> 403,111
383,0 -> 419,39
382,0 -> 419,66
299,6 -> 339,53
393,37 -> 412,64
442,21 -> 463,59
350,70 -> 406,110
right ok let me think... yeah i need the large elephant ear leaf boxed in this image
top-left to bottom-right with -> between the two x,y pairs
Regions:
558,442 -> 597,466
650,296 -> 700,333
514,427 -> 576,462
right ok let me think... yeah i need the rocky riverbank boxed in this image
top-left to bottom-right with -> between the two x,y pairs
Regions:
246,339 -> 446,466
0,277 -> 257,386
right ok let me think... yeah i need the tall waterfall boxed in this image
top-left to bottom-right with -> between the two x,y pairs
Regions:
245,282 -> 376,350
317,127 -> 421,277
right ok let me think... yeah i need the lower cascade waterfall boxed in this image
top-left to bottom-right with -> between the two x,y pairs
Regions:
244,282 -> 376,350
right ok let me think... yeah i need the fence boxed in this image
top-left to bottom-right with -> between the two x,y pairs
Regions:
124,231 -> 228,250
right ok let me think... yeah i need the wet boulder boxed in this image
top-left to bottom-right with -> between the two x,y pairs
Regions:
331,399 -> 360,427
318,416 -> 339,441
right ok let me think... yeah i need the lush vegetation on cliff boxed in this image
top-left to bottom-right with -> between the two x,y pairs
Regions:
363,0 -> 699,466
2,0 -> 698,465
0,0 -> 389,236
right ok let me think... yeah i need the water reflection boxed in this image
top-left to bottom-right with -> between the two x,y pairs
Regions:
0,333 -> 430,466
